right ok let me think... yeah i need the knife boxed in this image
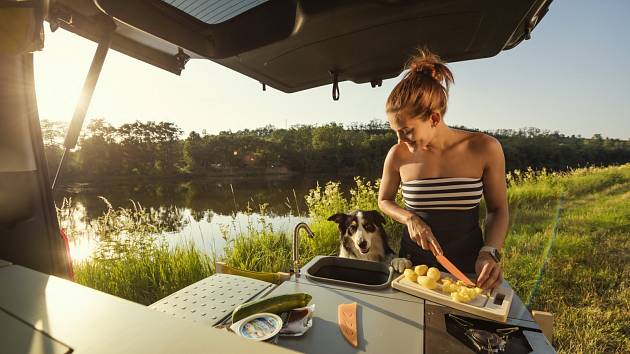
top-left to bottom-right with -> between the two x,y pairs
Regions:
430,244 -> 476,287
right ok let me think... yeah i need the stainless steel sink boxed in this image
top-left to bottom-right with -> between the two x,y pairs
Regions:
304,256 -> 394,289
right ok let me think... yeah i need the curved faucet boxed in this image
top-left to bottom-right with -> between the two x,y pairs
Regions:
293,222 -> 315,277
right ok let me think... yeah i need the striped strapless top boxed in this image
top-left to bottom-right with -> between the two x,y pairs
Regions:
402,177 -> 483,211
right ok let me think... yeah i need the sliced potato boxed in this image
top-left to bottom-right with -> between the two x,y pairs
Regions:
441,282 -> 459,294
459,287 -> 478,298
455,280 -> 472,288
451,291 -> 473,303
450,286 -> 482,303
441,277 -> 455,284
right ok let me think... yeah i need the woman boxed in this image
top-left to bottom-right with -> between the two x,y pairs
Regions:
378,48 -> 508,290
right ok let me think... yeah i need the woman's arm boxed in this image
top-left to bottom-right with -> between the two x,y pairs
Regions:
476,136 -> 509,289
378,146 -> 443,254
378,146 -> 411,223
482,137 -> 509,249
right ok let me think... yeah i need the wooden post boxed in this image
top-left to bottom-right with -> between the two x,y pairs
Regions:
215,261 -> 226,274
531,310 -> 554,342
215,261 -> 291,284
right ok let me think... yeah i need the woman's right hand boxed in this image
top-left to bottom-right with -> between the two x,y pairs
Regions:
406,215 -> 443,255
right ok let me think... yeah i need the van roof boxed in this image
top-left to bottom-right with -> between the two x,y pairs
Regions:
50,0 -> 551,93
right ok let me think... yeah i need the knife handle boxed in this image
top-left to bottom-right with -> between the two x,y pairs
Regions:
429,243 -> 443,257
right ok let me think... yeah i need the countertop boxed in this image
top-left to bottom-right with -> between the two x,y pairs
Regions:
266,256 -> 553,354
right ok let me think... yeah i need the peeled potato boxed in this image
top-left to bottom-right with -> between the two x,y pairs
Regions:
417,276 -> 438,290
403,269 -> 418,282
426,267 -> 441,281
414,264 -> 428,276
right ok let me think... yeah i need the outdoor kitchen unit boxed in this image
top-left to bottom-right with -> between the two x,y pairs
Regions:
1,255 -> 555,353
150,256 -> 555,353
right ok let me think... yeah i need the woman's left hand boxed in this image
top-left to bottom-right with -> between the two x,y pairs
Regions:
475,253 -> 502,290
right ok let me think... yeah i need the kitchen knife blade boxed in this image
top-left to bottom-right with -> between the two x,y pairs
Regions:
430,244 -> 476,286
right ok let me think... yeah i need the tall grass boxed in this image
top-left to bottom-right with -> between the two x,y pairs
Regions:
74,243 -> 213,305
222,177 -> 405,272
62,164 -> 630,353
65,198 -> 213,305
221,204 -> 295,273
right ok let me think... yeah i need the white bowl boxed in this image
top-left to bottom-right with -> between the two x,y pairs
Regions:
230,313 -> 283,341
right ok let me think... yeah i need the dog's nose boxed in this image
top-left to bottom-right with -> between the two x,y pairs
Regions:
358,240 -> 368,249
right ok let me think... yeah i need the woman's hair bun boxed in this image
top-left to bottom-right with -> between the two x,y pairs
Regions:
405,47 -> 453,91
385,47 -> 454,118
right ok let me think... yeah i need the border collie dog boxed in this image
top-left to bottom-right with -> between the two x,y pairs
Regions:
328,210 -> 412,272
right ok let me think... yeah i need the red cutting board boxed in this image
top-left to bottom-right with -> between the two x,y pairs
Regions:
391,273 -> 514,323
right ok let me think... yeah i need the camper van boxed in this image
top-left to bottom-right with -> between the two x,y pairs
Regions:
0,1 -> 555,353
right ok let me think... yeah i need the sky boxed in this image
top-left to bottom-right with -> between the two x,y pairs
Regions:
34,0 -> 629,139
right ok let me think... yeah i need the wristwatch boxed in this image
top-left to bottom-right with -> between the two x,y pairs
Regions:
479,246 -> 501,263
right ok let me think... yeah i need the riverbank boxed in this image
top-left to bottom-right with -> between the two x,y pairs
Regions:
56,167 -> 298,185
65,165 -> 630,353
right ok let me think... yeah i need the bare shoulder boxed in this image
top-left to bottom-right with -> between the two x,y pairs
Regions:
385,143 -> 408,164
390,141 -> 409,154
468,132 -> 503,156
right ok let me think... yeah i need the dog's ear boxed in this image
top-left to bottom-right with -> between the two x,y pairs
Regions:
365,210 -> 387,226
327,213 -> 348,224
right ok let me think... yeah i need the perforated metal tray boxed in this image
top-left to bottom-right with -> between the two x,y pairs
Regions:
149,273 -> 273,326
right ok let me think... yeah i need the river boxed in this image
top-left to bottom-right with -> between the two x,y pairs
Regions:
54,174 -> 363,262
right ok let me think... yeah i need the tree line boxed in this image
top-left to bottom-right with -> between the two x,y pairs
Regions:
41,118 -> 629,180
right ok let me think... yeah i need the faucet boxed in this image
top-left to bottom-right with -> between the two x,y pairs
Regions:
293,222 -> 315,277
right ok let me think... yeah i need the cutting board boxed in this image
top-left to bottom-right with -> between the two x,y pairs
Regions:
391,273 -> 514,323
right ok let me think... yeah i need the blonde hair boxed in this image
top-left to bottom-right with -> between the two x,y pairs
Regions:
386,47 -> 454,119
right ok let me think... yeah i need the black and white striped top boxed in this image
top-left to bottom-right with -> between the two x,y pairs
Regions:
402,177 -> 483,211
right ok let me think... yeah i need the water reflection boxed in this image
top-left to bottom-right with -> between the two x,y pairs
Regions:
57,175 -> 338,219
55,175 -> 362,260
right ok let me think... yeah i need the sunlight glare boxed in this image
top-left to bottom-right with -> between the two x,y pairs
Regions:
69,238 -> 97,263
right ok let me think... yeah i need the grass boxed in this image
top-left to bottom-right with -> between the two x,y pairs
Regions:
62,164 -> 630,353
74,243 -> 214,305
62,198 -> 214,305
524,183 -> 629,353
500,165 -> 630,353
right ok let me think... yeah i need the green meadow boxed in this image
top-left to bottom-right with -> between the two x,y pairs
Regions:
64,164 -> 630,354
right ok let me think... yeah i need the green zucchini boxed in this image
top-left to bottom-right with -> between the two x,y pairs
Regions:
232,293 -> 312,323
